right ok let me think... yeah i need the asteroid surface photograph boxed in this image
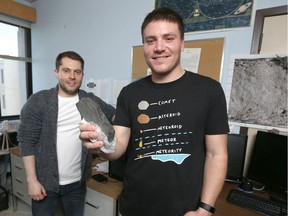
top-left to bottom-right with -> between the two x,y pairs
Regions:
227,55 -> 287,129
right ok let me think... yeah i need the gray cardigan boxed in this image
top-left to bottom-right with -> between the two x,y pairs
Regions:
17,85 -> 115,192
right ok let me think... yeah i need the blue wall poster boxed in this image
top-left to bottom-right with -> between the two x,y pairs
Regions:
155,0 -> 254,33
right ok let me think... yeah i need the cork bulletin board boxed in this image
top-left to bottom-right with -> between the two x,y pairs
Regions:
132,38 -> 224,81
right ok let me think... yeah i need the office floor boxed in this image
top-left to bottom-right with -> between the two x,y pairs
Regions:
1,195 -> 64,216
1,199 -> 32,216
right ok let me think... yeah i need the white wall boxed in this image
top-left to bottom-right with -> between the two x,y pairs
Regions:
29,0 -> 287,98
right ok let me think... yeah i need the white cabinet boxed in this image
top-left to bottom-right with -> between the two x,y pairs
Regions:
10,150 -> 31,206
85,159 -> 123,216
9,149 -> 123,216
84,187 -> 117,216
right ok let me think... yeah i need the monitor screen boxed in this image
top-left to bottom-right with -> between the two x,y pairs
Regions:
247,131 -> 287,202
225,133 -> 248,183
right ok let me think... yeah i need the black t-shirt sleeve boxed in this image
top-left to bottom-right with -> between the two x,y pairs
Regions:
205,80 -> 229,134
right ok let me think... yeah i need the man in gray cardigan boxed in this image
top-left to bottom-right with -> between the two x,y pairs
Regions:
17,51 -> 115,216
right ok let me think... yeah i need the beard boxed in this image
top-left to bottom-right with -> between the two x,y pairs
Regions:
58,81 -> 81,96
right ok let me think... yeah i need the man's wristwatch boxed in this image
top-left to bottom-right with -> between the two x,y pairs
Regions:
199,201 -> 216,213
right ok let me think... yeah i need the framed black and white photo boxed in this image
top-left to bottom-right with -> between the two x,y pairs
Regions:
226,54 -> 287,132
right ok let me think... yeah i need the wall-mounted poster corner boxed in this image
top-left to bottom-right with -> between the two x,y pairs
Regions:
155,0 -> 254,33
132,38 -> 224,81
226,54 -> 288,132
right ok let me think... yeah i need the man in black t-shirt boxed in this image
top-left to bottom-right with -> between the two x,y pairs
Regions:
80,8 -> 229,216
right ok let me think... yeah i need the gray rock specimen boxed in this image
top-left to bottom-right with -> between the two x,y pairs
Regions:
76,97 -> 115,142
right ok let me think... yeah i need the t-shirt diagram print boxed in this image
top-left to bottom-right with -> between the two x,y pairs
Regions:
134,99 -> 192,165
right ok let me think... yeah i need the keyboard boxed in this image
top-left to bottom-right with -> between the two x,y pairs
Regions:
227,189 -> 288,216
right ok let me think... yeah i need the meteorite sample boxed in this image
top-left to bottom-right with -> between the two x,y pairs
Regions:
76,97 -> 115,142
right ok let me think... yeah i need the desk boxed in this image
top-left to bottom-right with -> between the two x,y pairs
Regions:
87,165 -> 264,216
85,159 -> 123,216
86,172 -> 123,201
87,158 -> 123,200
8,150 -> 265,215
215,182 -> 265,216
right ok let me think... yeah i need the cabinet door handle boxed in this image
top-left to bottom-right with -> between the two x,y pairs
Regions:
85,202 -> 100,209
15,164 -> 23,170
16,178 -> 24,183
16,191 -> 25,197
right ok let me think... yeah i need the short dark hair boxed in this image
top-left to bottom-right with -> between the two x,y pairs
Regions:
141,7 -> 184,43
55,51 -> 84,71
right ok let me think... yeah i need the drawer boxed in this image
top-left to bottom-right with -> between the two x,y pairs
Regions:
11,154 -> 27,189
13,180 -> 31,205
11,166 -> 26,181
10,154 -> 24,169
12,178 -> 28,196
10,153 -> 31,206
11,155 -> 26,177
84,187 -> 116,216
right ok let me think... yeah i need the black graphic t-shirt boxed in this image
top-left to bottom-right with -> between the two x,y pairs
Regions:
114,71 -> 229,216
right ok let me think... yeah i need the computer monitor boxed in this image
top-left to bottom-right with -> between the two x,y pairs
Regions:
225,133 -> 248,183
247,131 -> 287,203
